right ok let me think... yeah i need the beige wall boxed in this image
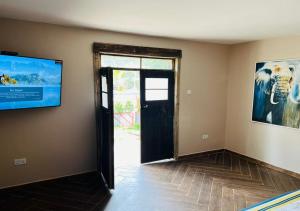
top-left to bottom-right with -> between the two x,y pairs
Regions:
225,37 -> 300,174
0,18 -> 229,187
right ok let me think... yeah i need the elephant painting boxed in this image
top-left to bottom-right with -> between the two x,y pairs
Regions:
252,60 -> 300,128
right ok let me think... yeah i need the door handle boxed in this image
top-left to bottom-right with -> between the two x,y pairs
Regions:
143,105 -> 149,109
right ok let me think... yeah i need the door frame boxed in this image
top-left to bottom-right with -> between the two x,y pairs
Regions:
93,43 -> 182,167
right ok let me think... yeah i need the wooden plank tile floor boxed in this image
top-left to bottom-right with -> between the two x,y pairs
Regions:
1,150 -> 299,211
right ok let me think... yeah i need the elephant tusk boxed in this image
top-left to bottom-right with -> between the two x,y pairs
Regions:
270,84 -> 279,105
270,93 -> 279,104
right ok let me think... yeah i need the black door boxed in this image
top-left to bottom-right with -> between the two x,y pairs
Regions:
98,67 -> 114,189
140,70 -> 175,163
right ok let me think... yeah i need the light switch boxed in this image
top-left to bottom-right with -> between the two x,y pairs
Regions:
202,134 -> 209,140
187,89 -> 192,95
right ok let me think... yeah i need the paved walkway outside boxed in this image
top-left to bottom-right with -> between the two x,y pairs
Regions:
114,127 -> 140,185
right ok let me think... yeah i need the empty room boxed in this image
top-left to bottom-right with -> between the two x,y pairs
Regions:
0,0 -> 300,210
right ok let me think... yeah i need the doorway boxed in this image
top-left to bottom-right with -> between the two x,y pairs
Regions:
97,52 -> 179,189
113,70 -> 141,185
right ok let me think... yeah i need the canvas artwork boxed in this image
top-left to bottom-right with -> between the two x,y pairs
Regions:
252,60 -> 300,128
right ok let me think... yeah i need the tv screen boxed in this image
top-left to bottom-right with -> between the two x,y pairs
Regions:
0,55 -> 62,111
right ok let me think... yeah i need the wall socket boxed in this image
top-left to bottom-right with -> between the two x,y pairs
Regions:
202,134 -> 209,140
14,158 -> 27,166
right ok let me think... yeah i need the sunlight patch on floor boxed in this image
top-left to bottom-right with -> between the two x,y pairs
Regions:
114,127 -> 140,185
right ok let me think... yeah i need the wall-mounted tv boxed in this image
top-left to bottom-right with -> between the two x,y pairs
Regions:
0,54 -> 62,111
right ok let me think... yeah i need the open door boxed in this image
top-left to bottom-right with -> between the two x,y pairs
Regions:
98,67 -> 114,189
140,70 -> 175,163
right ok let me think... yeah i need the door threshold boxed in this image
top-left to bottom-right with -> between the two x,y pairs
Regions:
142,158 -> 176,165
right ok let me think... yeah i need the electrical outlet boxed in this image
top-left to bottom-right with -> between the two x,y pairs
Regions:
202,134 -> 209,140
14,158 -> 27,166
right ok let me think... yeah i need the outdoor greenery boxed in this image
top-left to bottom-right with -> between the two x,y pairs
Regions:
101,55 -> 173,70
114,101 -> 135,113
113,69 -> 140,133
113,70 -> 138,92
141,58 -> 173,70
129,123 -> 140,131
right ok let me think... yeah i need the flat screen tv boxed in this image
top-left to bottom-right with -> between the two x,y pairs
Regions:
0,54 -> 62,111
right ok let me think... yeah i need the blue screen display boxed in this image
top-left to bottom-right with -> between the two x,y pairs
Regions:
0,55 -> 62,110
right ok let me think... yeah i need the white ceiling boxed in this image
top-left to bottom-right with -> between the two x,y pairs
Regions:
1,0 -> 300,44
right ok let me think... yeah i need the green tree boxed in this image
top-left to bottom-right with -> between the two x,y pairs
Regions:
124,101 -> 134,112
114,102 -> 124,113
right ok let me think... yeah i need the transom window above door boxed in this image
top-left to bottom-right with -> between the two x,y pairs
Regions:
101,55 -> 173,70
